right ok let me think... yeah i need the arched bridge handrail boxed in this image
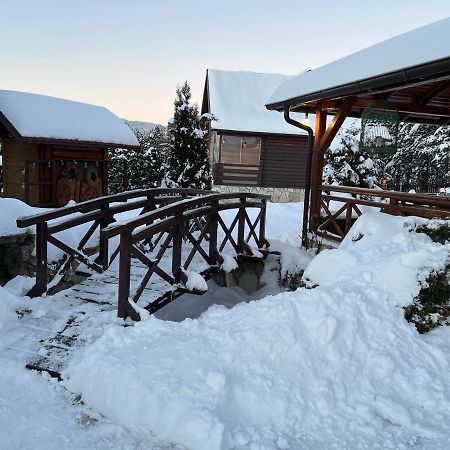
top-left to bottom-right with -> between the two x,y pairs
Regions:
112,192 -> 271,320
102,192 -> 270,239
16,187 -> 213,228
16,188 -> 213,297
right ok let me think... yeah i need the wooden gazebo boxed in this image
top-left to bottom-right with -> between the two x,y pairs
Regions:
266,17 -> 450,244
0,90 -> 139,207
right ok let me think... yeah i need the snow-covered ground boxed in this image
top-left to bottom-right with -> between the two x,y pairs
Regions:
1,200 -> 450,450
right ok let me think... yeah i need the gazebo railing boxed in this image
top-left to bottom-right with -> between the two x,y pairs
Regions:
315,184 -> 450,241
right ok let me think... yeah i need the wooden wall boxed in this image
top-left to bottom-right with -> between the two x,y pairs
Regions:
213,132 -> 308,189
260,135 -> 307,188
2,138 -> 39,203
1,139 -> 108,206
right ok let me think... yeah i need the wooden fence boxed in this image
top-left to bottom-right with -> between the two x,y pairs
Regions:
315,184 -> 450,241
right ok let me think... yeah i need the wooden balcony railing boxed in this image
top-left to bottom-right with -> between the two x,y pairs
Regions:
213,163 -> 262,186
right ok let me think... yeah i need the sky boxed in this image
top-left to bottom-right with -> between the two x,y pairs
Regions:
0,0 -> 449,125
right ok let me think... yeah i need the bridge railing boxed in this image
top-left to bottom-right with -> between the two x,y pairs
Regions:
316,184 -> 450,241
16,188 -> 213,296
102,192 -> 270,320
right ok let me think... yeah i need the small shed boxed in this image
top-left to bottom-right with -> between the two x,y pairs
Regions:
0,90 -> 139,207
202,69 -> 310,201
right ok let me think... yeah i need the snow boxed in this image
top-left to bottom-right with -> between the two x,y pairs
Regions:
63,212 -> 450,450
267,17 -> 450,107
220,253 -> 238,273
207,69 -> 308,135
182,268 -> 208,292
0,197 -> 37,237
3,197 -> 450,449
0,90 -> 139,147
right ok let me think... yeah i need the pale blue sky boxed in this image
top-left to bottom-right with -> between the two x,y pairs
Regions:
1,1 -> 449,123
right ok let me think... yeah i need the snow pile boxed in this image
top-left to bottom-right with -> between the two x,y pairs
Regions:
65,212 -> 450,449
182,269 -> 208,292
0,197 -> 36,237
0,90 -> 139,146
270,240 -> 313,280
0,286 -> 20,333
220,253 -> 238,273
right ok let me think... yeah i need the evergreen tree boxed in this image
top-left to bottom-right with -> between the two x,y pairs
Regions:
109,125 -> 167,193
164,81 -> 212,190
323,123 -> 379,188
386,123 -> 450,191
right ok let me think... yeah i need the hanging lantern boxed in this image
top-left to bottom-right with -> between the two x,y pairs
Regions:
360,101 -> 399,154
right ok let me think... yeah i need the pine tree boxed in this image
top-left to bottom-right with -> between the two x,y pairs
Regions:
386,123 -> 450,191
323,123 -> 379,188
164,81 -> 212,190
109,125 -> 168,193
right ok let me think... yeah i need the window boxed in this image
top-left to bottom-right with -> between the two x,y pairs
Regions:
220,135 -> 261,165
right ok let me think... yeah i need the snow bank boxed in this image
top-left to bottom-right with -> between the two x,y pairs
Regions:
0,197 -> 102,262
65,212 -> 450,449
0,198 -> 36,237
0,286 -> 20,333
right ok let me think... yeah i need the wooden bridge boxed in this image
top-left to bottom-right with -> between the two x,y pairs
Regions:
17,188 -> 270,321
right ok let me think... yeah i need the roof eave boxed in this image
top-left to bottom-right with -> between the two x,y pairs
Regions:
266,56 -> 450,111
210,127 -> 307,137
19,136 -> 141,149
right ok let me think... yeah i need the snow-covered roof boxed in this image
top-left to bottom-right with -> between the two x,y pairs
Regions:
205,69 -> 307,135
267,17 -> 450,109
0,90 -> 139,147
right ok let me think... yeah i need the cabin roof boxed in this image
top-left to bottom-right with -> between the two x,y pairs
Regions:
203,69 -> 308,135
0,90 -> 140,148
266,18 -> 450,115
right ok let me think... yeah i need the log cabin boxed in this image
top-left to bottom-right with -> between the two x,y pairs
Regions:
0,90 -> 139,207
202,69 -> 310,202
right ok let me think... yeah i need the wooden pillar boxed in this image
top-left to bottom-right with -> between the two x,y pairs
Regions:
309,106 -> 327,233
309,97 -> 356,235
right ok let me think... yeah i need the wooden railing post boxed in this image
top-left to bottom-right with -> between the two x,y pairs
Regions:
237,197 -> 246,253
97,203 -> 111,270
117,230 -> 132,319
208,199 -> 219,265
30,222 -> 48,297
259,198 -> 267,248
172,210 -> 183,283
389,198 -> 399,215
345,203 -> 353,233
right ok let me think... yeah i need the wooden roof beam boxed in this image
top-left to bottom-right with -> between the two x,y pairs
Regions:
318,97 -> 356,153
353,98 -> 450,118
417,79 -> 450,105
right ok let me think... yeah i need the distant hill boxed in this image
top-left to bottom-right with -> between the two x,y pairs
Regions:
123,120 -> 162,133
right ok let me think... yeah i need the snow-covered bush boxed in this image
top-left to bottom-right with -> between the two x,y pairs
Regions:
163,81 -> 212,190
323,123 -> 379,188
386,123 -> 450,191
109,125 -> 167,193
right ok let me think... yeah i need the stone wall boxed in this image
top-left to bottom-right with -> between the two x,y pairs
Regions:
0,232 -> 35,284
214,185 -> 305,203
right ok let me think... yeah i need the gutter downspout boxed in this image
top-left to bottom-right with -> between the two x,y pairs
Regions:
283,108 -> 314,248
